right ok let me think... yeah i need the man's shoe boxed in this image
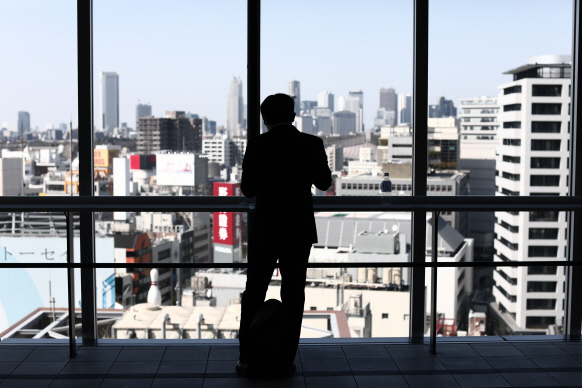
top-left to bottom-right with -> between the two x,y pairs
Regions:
235,361 -> 253,378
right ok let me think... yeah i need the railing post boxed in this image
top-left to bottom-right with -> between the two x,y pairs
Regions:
77,0 -> 97,344
429,212 -> 439,354
566,0 -> 582,340
410,0 -> 429,344
65,212 -> 76,358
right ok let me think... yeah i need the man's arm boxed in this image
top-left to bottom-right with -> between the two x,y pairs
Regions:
312,137 -> 332,191
241,139 -> 258,198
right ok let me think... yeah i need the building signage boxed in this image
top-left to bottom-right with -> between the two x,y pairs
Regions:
213,182 -> 242,247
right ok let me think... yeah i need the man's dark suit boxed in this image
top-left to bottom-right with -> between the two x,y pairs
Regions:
239,123 -> 332,366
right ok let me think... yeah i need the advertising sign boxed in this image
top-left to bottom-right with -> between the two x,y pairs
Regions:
156,154 -> 195,186
94,149 -> 119,168
213,182 -> 242,247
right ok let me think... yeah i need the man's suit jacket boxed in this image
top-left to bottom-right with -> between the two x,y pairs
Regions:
241,124 -> 332,244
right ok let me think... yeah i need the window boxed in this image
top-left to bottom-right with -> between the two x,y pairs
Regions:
342,184 -> 346,189
532,85 -> 562,96
363,184 -> 368,190
496,285 -> 517,302
526,316 -> 556,328
496,269 -> 517,285
498,236 -> 518,250
504,85 -> 522,95
527,281 -> 557,293
532,103 -> 561,115
327,307 -> 333,311
382,313 -> 389,319
528,266 -> 558,275
530,211 -> 559,222
347,184 -> 352,190
529,228 -> 559,239
499,220 -> 519,233
502,172 -> 520,181
502,188 -> 520,196
374,184 -> 380,191
528,246 -> 558,257
503,104 -> 521,112
532,121 -> 561,133
531,157 -> 560,169
457,270 -> 465,286
503,121 -> 521,129
531,140 -> 561,151
310,307 -> 317,311
530,175 -> 560,186
526,299 -> 556,310
503,155 -> 521,164
503,139 -> 521,146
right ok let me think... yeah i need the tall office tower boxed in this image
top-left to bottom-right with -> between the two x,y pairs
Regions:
332,110 -> 356,135
380,87 -> 396,112
300,101 -> 317,112
338,96 -> 362,133
349,90 -> 364,132
428,104 -> 440,118
438,96 -> 457,118
397,94 -> 412,124
137,111 -> 202,154
493,55 -> 571,333
459,96 -> 500,263
101,72 -> 119,131
288,80 -> 301,115
226,77 -> 244,136
295,114 -> 313,134
318,91 -> 334,112
136,103 -> 152,127
17,112 -> 30,133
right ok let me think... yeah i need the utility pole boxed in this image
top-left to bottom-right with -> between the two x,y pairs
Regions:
20,122 -> 24,196
70,118 -> 73,196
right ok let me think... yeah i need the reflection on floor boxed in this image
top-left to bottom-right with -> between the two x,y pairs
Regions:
0,337 -> 580,387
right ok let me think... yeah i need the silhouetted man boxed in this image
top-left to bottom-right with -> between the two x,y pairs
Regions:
237,93 -> 332,377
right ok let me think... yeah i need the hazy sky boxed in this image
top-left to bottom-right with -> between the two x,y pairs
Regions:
0,0 -> 573,131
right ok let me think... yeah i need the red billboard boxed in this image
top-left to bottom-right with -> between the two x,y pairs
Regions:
213,182 -> 242,246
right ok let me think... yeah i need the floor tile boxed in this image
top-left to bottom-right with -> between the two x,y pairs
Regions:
548,371 -> 582,386
116,348 -> 165,362
385,345 -> 433,358
107,361 -> 160,376
555,343 -> 582,355
201,377 -> 254,388
470,345 -> 523,357
346,358 -> 398,372
513,344 -> 567,356
354,375 -> 409,388
484,356 -> 541,370
393,357 -> 445,372
156,361 -> 206,375
254,375 -> 305,388
0,379 -> 53,388
573,354 -> 582,363
404,374 -> 461,388
24,349 -> 70,362
500,372 -> 560,387
59,361 -> 112,375
0,349 -> 34,362
205,360 -> 237,374
529,355 -> 582,369
341,345 -> 390,359
438,356 -> 493,372
151,377 -> 204,388
302,358 -> 350,374
49,378 -> 103,388
11,361 -> 67,375
70,349 -> 120,362
299,346 -> 345,359
435,344 -> 480,358
208,347 -> 239,361
0,363 -> 20,376
162,347 -> 210,361
452,373 -> 511,388
100,378 -> 154,388
304,375 -> 357,388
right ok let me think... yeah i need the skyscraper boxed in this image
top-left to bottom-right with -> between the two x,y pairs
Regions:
226,77 -> 243,136
339,95 -> 362,133
397,93 -> 412,124
349,90 -> 364,132
100,72 -> 119,131
288,80 -> 300,115
438,96 -> 457,118
317,91 -> 334,112
380,87 -> 396,113
136,103 -> 152,128
17,112 -> 30,133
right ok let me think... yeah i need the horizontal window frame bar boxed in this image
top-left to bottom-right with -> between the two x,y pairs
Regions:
1,260 -> 578,269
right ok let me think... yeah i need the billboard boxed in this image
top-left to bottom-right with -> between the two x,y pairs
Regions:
156,154 -> 195,186
94,149 -> 119,168
213,182 -> 242,247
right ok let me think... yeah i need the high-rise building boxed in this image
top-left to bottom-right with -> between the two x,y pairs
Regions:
101,72 -> 119,131
288,80 -> 301,115
318,91 -> 334,112
349,90 -> 364,132
438,96 -> 457,118
380,87 -> 397,113
300,100 -> 317,112
226,77 -> 243,136
136,103 -> 152,128
459,96 -> 500,262
397,94 -> 412,124
17,112 -> 30,133
332,111 -> 356,136
338,96 -> 362,133
137,111 -> 202,154
493,55 -> 571,333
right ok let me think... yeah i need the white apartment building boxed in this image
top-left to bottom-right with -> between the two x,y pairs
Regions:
493,55 -> 571,333
202,136 -> 247,167
459,97 -> 500,261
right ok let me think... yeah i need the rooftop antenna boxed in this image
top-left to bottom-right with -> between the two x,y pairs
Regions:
20,121 -> 24,196
70,115 -> 73,196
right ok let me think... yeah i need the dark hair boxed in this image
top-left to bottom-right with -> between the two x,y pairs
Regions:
260,93 -> 295,125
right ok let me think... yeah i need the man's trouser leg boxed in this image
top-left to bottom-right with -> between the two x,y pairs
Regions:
279,243 -> 312,365
239,240 -> 276,363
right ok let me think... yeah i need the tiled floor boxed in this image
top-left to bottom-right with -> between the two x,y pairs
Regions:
0,340 -> 580,387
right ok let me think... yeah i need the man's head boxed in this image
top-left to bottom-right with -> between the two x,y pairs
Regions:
260,93 -> 296,130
